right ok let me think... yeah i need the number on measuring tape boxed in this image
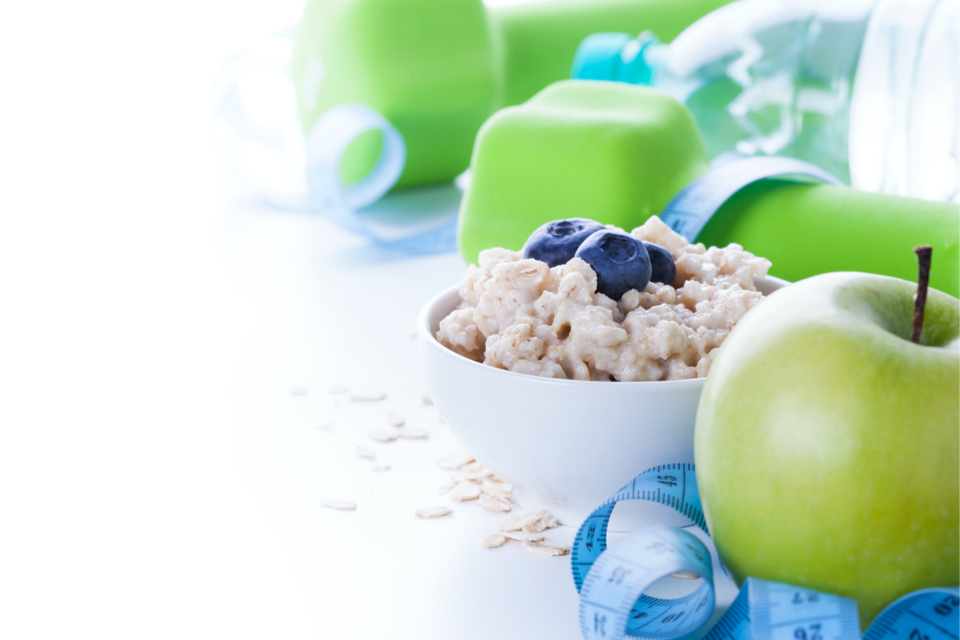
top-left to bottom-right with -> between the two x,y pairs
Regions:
578,525 -> 715,640
572,463 -> 706,590
572,465 -> 716,640
862,589 -> 960,640
570,464 -> 959,640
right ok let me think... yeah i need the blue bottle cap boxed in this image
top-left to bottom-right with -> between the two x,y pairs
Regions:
571,31 -> 660,86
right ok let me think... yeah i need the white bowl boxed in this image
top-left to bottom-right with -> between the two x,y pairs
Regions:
418,277 -> 788,528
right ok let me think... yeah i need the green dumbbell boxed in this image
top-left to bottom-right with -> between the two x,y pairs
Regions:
290,0 -> 733,190
458,80 -> 959,297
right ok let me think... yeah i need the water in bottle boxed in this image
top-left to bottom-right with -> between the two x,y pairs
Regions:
573,0 -> 960,203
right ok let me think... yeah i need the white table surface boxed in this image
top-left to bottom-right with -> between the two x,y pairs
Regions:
0,1 -> 738,637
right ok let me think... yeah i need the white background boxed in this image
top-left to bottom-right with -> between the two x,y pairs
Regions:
0,1 -> 735,637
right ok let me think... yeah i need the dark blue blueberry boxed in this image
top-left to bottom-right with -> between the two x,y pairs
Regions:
643,242 -> 676,285
523,218 -> 606,267
574,230 -> 651,300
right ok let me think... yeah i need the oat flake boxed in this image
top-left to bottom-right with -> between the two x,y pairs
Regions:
351,391 -> 386,402
386,412 -> 404,427
355,446 -> 376,459
398,427 -> 428,439
480,480 -> 512,497
368,428 -> 398,443
497,512 -> 532,532
449,482 -> 481,502
503,531 -> 545,542
320,499 -> 356,511
523,541 -> 570,557
481,534 -> 507,549
415,507 -> 452,519
437,481 -> 455,495
478,494 -> 512,513
462,462 -> 492,480
670,572 -> 700,580
437,451 -> 475,470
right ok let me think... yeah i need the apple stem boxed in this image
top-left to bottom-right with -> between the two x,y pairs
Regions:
912,245 -> 932,344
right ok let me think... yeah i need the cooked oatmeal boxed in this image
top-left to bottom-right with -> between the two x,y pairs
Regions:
436,216 -> 771,381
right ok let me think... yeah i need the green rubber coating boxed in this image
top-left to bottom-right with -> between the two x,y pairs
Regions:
457,80 -> 711,265
291,0 -> 732,189
488,0 -> 733,108
291,0 -> 496,189
699,180 -> 960,298
459,81 -> 960,298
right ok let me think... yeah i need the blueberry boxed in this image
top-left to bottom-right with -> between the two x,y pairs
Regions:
643,242 -> 676,285
575,230 -> 651,300
523,218 -> 606,267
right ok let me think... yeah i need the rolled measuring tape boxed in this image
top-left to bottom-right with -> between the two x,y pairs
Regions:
305,105 -> 460,255
211,38 -> 459,256
305,104 -> 405,212
572,464 -> 960,640
658,155 -> 844,242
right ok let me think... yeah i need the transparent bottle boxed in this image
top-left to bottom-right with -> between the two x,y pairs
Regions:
573,0 -> 960,203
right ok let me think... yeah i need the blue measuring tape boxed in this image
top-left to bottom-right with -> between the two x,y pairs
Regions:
658,155 -> 843,242
212,38 -> 459,256
572,464 -> 960,640
304,105 -> 460,255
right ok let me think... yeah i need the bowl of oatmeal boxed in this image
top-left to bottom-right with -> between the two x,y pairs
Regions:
418,216 -> 787,527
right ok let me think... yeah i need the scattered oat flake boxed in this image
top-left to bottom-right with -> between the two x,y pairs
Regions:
490,477 -> 514,490
320,499 -> 356,511
290,385 -> 308,396
355,446 -> 376,459
329,384 -> 349,394
524,518 -> 548,534
437,481 -> 455,495
478,494 -> 512,513
436,411 -> 446,424
523,510 -> 552,533
386,412 -> 404,427
449,482 -> 481,502
523,541 -> 570,557
351,391 -> 386,402
497,512 -> 532,532
480,480 -> 512,497
368,428 -> 398,443
543,518 -> 558,530
398,427 -> 428,439
503,531 -> 545,542
422,393 -> 433,405
481,534 -> 507,549
463,464 -> 493,481
415,506 -> 452,519
437,451 -> 475,470
670,572 -> 701,580
372,463 -> 391,472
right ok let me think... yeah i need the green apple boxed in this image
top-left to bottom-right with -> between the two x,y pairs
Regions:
694,272 -> 959,627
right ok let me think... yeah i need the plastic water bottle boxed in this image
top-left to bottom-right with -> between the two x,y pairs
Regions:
572,0 -> 960,203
